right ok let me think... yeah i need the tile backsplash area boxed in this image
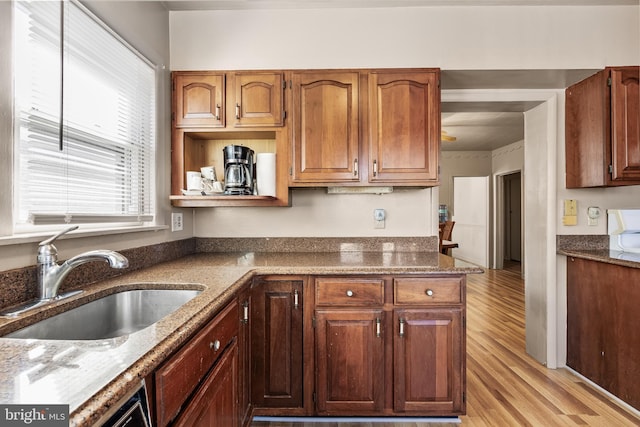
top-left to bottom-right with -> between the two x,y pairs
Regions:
0,236 -> 440,311
556,234 -> 609,251
0,238 -> 196,310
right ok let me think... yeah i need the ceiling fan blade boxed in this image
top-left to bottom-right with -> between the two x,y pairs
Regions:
441,130 -> 457,142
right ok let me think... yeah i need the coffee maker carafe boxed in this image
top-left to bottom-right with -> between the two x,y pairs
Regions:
223,145 -> 254,195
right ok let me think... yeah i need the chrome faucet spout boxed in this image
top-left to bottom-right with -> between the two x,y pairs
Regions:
36,227 -> 129,302
65,250 -> 129,270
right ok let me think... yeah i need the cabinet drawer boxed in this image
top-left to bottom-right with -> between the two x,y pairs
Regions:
316,278 -> 384,306
155,299 -> 239,427
394,277 -> 463,305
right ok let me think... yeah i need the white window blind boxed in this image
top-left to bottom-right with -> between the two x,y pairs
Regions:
14,0 -> 156,229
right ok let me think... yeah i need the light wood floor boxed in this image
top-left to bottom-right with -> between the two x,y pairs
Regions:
251,264 -> 640,426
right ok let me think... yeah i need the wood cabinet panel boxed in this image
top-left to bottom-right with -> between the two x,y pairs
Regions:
315,309 -> 385,414
233,72 -> 284,127
173,342 -> 239,427
565,66 -> 640,188
566,257 -> 640,409
394,276 -> 462,305
174,73 -> 225,128
611,67 -> 640,181
155,300 -> 238,427
238,290 -> 252,426
315,277 -> 384,306
393,309 -> 464,414
369,70 -> 440,184
291,71 -> 361,183
251,278 -> 304,408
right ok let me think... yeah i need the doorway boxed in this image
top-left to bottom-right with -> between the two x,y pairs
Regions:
503,171 -> 522,274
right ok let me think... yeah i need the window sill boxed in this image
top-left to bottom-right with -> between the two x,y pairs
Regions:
0,225 -> 169,247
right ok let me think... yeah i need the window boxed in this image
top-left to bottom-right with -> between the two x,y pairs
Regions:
14,0 -> 156,231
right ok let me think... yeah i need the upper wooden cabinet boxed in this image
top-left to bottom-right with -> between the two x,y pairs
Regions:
174,72 -> 225,128
173,71 -> 285,129
290,71 -> 361,183
170,71 -> 290,208
290,68 -> 441,187
368,70 -> 440,184
565,66 -> 640,188
234,72 -> 285,127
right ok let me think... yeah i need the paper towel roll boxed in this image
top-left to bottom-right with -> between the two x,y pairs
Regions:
256,153 -> 276,197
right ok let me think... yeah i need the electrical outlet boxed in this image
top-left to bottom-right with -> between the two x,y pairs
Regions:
171,212 -> 183,232
374,209 -> 385,229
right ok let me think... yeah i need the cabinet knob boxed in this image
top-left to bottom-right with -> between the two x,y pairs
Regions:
210,340 -> 221,351
346,290 -> 354,297
425,289 -> 434,297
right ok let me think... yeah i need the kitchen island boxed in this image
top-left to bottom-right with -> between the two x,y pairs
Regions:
0,251 -> 481,426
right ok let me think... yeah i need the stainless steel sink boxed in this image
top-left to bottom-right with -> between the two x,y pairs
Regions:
4,289 -> 201,340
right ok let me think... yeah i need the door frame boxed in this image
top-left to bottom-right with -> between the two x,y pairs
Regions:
442,88 -> 559,368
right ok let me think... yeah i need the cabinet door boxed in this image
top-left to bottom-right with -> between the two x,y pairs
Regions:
369,70 -> 440,184
291,71 -> 361,183
393,308 -> 464,414
233,72 -> 284,127
238,290 -> 251,425
315,309 -> 384,414
251,279 -> 304,408
566,257 -> 606,388
567,257 -> 640,409
173,342 -> 239,427
611,67 -> 640,181
173,72 -> 225,127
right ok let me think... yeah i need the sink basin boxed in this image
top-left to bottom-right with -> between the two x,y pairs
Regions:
4,289 -> 201,340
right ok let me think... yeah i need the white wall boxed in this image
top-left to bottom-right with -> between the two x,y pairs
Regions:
196,188 -> 433,237
170,6 -> 639,70
170,5 -> 639,239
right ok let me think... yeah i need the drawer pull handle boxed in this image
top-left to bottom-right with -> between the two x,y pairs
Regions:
399,318 -> 405,337
242,301 -> 249,324
376,317 -> 381,338
425,289 -> 434,297
293,289 -> 299,309
210,340 -> 221,351
346,290 -> 354,297
236,103 -> 240,119
215,104 -> 221,121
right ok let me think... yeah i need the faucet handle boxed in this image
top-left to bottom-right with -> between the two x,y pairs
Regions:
39,225 -> 79,247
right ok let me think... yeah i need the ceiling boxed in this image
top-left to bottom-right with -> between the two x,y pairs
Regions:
162,1 -> 621,151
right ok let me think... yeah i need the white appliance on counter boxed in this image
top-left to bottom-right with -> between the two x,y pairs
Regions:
608,209 -> 640,254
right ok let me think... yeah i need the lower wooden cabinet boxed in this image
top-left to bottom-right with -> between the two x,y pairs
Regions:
173,342 -> 239,427
315,309 -> 385,414
250,277 -> 304,410
154,299 -> 240,427
313,275 -> 466,416
567,257 -> 640,410
153,273 -> 467,424
393,309 -> 464,413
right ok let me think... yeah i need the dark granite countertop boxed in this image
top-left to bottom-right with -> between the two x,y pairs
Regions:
558,248 -> 640,269
0,251 -> 482,426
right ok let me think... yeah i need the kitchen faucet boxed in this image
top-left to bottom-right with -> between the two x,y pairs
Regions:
1,226 -> 129,317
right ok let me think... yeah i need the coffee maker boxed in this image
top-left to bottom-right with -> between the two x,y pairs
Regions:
223,145 -> 254,195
